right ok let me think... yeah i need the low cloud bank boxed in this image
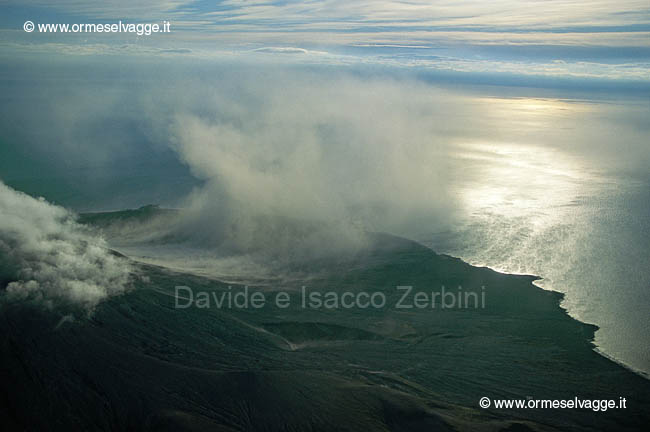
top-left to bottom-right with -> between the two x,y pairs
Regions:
147,72 -> 461,262
4,58 -> 648,271
0,181 -> 131,311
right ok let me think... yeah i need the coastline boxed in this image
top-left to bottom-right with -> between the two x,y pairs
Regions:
4,209 -> 645,430
435,254 -> 650,381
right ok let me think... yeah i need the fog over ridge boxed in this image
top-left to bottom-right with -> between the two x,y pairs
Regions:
0,181 -> 132,311
2,58 -> 648,271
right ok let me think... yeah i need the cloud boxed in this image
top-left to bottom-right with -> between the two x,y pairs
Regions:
140,70 -> 465,265
2,0 -> 648,86
5,0 -> 189,19
252,47 -> 328,55
4,0 -> 649,57
0,181 -> 132,311
1,55 -> 648,275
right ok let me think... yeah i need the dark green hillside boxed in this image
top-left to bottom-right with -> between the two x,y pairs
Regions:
1,226 -> 648,431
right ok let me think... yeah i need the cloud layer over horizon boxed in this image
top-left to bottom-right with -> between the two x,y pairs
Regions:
1,1 -> 648,85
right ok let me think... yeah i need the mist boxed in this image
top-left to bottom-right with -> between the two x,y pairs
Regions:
1,55 -> 649,269
0,181 -> 131,311
159,73 -> 472,262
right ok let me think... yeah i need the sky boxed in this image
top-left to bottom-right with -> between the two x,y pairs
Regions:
1,1 -> 649,87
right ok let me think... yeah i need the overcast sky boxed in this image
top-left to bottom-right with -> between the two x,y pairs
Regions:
1,1 -> 649,85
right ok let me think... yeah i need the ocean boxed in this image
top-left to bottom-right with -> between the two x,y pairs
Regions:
423,96 -> 650,376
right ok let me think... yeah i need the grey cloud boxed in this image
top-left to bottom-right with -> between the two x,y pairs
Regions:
2,56 -> 648,272
0,181 -> 132,311
252,47 -> 327,55
150,71 -> 464,259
